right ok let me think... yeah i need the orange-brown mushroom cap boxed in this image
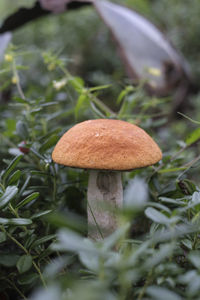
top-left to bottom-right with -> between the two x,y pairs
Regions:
52,119 -> 162,171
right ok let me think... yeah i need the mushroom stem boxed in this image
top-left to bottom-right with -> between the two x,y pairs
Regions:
87,170 -> 123,240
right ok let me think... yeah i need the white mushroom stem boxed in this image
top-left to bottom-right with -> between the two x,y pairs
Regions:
87,170 -> 123,240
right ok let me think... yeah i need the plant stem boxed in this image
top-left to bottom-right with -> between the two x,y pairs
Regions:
6,278 -> 27,300
137,269 -> 153,300
60,66 -> 116,117
12,59 -> 26,100
0,225 -> 47,288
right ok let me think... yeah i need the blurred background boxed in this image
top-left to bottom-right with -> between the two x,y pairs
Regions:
1,0 -> 200,120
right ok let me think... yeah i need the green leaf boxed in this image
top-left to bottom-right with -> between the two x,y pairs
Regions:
1,155 -> 23,182
14,96 -> 30,104
16,192 -> 39,209
79,243 -> 99,271
53,229 -> 97,255
189,251 -> 200,269
147,286 -> 181,300
40,101 -> 58,107
0,217 -> 32,226
31,210 -> 52,219
0,254 -> 20,267
16,120 -> 29,139
0,232 -> 6,243
182,239 -> 193,250
145,207 -> 171,225
159,197 -> 183,205
117,86 -> 134,104
18,273 -> 39,285
39,127 -> 62,143
30,234 -> 56,249
7,170 -> 21,185
145,244 -> 174,268
158,167 -> 186,174
4,118 -> 16,137
47,212 -> 86,234
186,127 -> 200,145
39,134 -> 59,153
0,186 -> 18,209
148,202 -> 171,213
17,255 -> 32,274
69,76 -> 84,92
89,84 -> 111,92
75,94 -> 88,120
103,223 -> 130,251
192,191 -> 200,204
18,175 -> 31,197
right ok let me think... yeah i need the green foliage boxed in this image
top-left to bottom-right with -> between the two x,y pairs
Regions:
0,1 -> 200,299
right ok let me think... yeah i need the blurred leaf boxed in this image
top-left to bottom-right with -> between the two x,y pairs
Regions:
102,223 -> 130,251
16,120 -> 29,139
31,210 -> 52,219
0,217 -> 32,225
18,273 -> 39,285
30,285 -> 61,300
185,127 -> 200,145
159,197 -> 182,205
189,251 -> 200,269
4,118 -> 16,137
89,84 -> 111,92
181,239 -> 193,250
145,244 -> 174,268
0,185 -> 18,209
69,76 -> 84,92
124,177 -> 148,209
148,202 -> 171,213
0,254 -> 20,267
14,96 -> 30,104
191,191 -> 200,204
117,86 -> 134,104
145,207 -> 171,225
30,234 -> 56,249
79,245 -> 99,272
147,286 -> 182,300
17,255 -> 32,274
16,192 -> 39,209
47,212 -> 87,234
44,256 -> 73,278
0,232 -> 6,243
52,229 -> 97,255
158,167 -> 186,174
75,93 -> 89,120
40,102 -> 58,107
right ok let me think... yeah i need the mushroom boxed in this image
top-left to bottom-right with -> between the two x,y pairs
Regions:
52,119 -> 162,240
